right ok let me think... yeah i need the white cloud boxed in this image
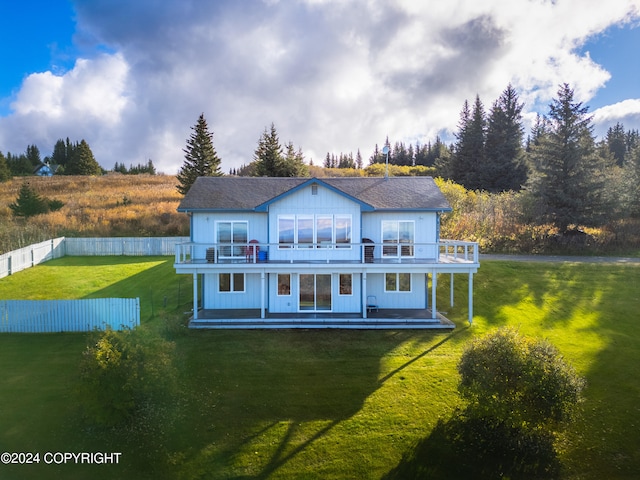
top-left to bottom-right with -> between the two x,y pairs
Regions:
1,0 -> 639,173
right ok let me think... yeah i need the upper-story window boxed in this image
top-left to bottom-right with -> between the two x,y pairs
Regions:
278,215 -> 352,248
382,220 -> 414,257
216,221 -> 248,258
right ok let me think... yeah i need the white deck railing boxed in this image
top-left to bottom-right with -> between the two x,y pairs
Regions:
175,240 -> 478,265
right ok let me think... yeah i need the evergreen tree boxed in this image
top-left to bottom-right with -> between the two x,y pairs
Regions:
0,152 -> 11,181
66,139 -> 102,175
26,144 -> 42,167
482,84 -> 527,192
253,123 -> 283,176
7,152 -> 35,176
356,149 -> 363,169
252,123 -> 306,177
605,122 -> 627,166
51,139 -> 68,167
446,97 -> 486,188
526,83 -> 606,231
9,182 -> 50,217
623,144 -> 640,217
369,144 -> 382,165
176,113 -> 222,194
281,142 -> 309,177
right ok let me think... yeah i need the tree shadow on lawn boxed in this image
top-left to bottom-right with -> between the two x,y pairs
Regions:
383,410 -> 560,480
78,257 -> 194,321
418,261 -> 640,479
170,328 -> 465,479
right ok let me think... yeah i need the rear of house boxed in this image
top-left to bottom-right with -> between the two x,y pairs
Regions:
174,176 -> 479,328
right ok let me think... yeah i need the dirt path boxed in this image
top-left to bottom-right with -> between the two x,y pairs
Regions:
480,254 -> 640,264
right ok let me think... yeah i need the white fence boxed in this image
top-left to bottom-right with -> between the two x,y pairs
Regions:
0,298 -> 140,333
0,238 -> 66,279
0,236 -> 189,279
65,237 -> 189,256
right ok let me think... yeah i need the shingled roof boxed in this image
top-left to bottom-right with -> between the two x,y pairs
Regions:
177,176 -> 451,212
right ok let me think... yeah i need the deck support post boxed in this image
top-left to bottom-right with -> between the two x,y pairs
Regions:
362,272 -> 367,319
261,271 -> 266,319
450,273 -> 454,307
468,272 -> 474,325
192,272 -> 198,320
431,270 -> 438,320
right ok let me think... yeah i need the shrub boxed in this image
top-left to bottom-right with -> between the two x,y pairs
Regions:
458,327 -> 585,428
77,326 -> 177,427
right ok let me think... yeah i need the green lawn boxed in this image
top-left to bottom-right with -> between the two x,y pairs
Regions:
0,257 -> 639,479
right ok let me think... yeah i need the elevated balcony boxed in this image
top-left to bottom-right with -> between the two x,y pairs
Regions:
174,240 -> 478,270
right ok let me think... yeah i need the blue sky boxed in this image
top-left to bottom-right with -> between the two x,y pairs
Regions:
1,0 -> 640,174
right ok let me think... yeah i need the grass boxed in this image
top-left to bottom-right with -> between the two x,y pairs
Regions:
0,257 -> 639,478
0,175 -> 188,254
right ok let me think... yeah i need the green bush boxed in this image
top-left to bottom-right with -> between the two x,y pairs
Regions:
458,327 -> 585,428
77,326 -> 177,427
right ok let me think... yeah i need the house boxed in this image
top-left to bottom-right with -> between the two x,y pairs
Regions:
174,176 -> 479,329
33,162 -> 58,176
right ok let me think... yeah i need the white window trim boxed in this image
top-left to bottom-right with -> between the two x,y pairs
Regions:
215,220 -> 249,258
277,273 -> 291,296
384,272 -> 412,293
339,273 -> 353,296
382,220 -> 415,258
277,214 -> 352,249
219,273 -> 246,293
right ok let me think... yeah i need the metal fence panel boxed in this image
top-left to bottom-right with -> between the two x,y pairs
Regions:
0,298 -> 140,333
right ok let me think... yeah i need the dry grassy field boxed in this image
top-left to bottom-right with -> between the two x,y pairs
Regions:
0,175 -> 189,254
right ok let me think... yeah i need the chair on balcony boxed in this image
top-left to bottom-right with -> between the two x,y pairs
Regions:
245,240 -> 260,261
362,238 -> 375,263
206,248 -> 216,263
367,295 -> 379,312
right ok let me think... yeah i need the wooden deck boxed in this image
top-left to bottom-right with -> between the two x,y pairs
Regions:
189,308 -> 455,330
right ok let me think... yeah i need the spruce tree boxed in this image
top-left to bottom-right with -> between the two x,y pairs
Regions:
176,113 -> 222,194
51,139 -> 68,167
9,182 -> 50,217
446,97 -> 486,189
482,84 -> 527,192
281,142 -> 309,176
253,123 -> 284,177
66,139 -> 102,175
605,122 -> 627,166
26,144 -> 42,167
0,152 -> 11,181
526,84 -> 606,231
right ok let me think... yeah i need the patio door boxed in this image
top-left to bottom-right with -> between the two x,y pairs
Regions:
299,274 -> 332,311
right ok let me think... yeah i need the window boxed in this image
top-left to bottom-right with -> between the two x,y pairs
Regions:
217,221 -> 248,257
278,216 -> 294,248
278,274 -> 291,295
339,274 -> 352,295
297,215 -> 314,248
278,214 -> 352,248
219,273 -> 245,292
335,215 -> 352,248
382,220 -> 414,257
385,273 -> 411,292
316,215 -> 333,247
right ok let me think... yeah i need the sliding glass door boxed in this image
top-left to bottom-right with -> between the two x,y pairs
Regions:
299,274 -> 332,311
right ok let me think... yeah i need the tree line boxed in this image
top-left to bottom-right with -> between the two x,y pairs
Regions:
174,85 -> 640,236
0,138 -> 157,180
